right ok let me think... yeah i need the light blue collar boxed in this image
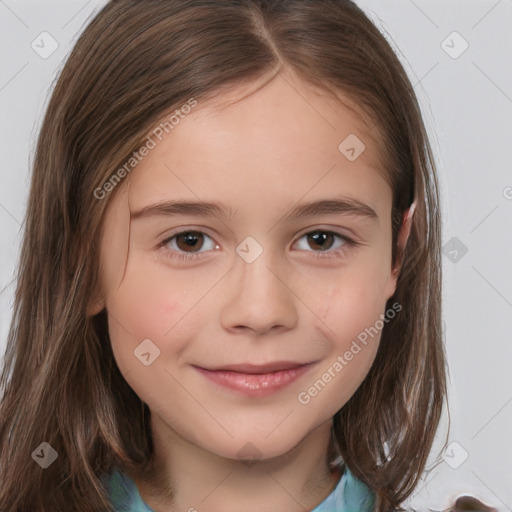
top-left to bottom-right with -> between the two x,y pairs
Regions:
312,466 -> 375,512
105,465 -> 374,512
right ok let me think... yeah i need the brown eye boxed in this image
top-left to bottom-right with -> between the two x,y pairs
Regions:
293,230 -> 354,259
306,231 -> 336,251
175,231 -> 205,253
160,230 -> 218,263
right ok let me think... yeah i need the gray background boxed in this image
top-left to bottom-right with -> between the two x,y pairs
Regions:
1,0 -> 511,509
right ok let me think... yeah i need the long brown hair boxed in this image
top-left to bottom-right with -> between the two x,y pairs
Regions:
0,1 -> 448,510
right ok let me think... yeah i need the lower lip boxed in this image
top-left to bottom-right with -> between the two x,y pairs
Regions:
194,364 -> 315,397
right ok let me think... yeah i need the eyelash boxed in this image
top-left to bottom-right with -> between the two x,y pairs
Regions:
158,229 -> 359,262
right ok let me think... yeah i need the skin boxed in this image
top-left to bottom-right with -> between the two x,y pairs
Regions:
90,68 -> 412,512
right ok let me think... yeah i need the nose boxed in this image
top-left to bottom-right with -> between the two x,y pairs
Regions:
220,247 -> 299,336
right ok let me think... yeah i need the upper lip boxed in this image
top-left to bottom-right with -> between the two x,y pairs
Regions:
196,361 -> 313,374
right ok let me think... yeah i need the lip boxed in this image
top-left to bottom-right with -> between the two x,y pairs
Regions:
203,361 -> 313,374
193,361 -> 316,397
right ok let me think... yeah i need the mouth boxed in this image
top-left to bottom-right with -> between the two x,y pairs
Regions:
201,361 -> 314,374
192,361 -> 317,397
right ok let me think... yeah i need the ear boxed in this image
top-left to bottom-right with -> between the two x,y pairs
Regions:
384,201 -> 416,299
392,201 -> 416,278
86,186 -> 131,318
87,289 -> 106,317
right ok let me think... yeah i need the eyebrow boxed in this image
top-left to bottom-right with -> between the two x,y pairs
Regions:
130,198 -> 378,222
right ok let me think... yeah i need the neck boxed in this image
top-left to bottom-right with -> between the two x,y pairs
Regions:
132,416 -> 342,512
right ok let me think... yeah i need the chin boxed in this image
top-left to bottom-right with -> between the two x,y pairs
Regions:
199,426 -> 313,465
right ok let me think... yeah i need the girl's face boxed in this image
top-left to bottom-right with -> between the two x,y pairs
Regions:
95,70 -> 399,462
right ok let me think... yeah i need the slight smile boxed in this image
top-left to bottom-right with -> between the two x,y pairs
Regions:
193,361 -> 318,397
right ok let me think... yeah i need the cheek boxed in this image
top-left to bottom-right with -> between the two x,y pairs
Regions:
296,295 -> 387,419
104,257 -> 203,371
310,254 -> 393,330
104,264 -> 211,411
321,278 -> 385,372
296,254 -> 392,408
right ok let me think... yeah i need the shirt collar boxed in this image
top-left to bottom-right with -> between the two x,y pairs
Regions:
105,465 -> 374,512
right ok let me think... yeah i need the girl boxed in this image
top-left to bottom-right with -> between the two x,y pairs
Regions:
0,1 -> 496,511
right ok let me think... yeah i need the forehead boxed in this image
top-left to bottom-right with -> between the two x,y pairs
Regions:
123,70 -> 390,217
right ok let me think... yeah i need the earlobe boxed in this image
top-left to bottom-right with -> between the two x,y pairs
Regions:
86,291 -> 106,317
